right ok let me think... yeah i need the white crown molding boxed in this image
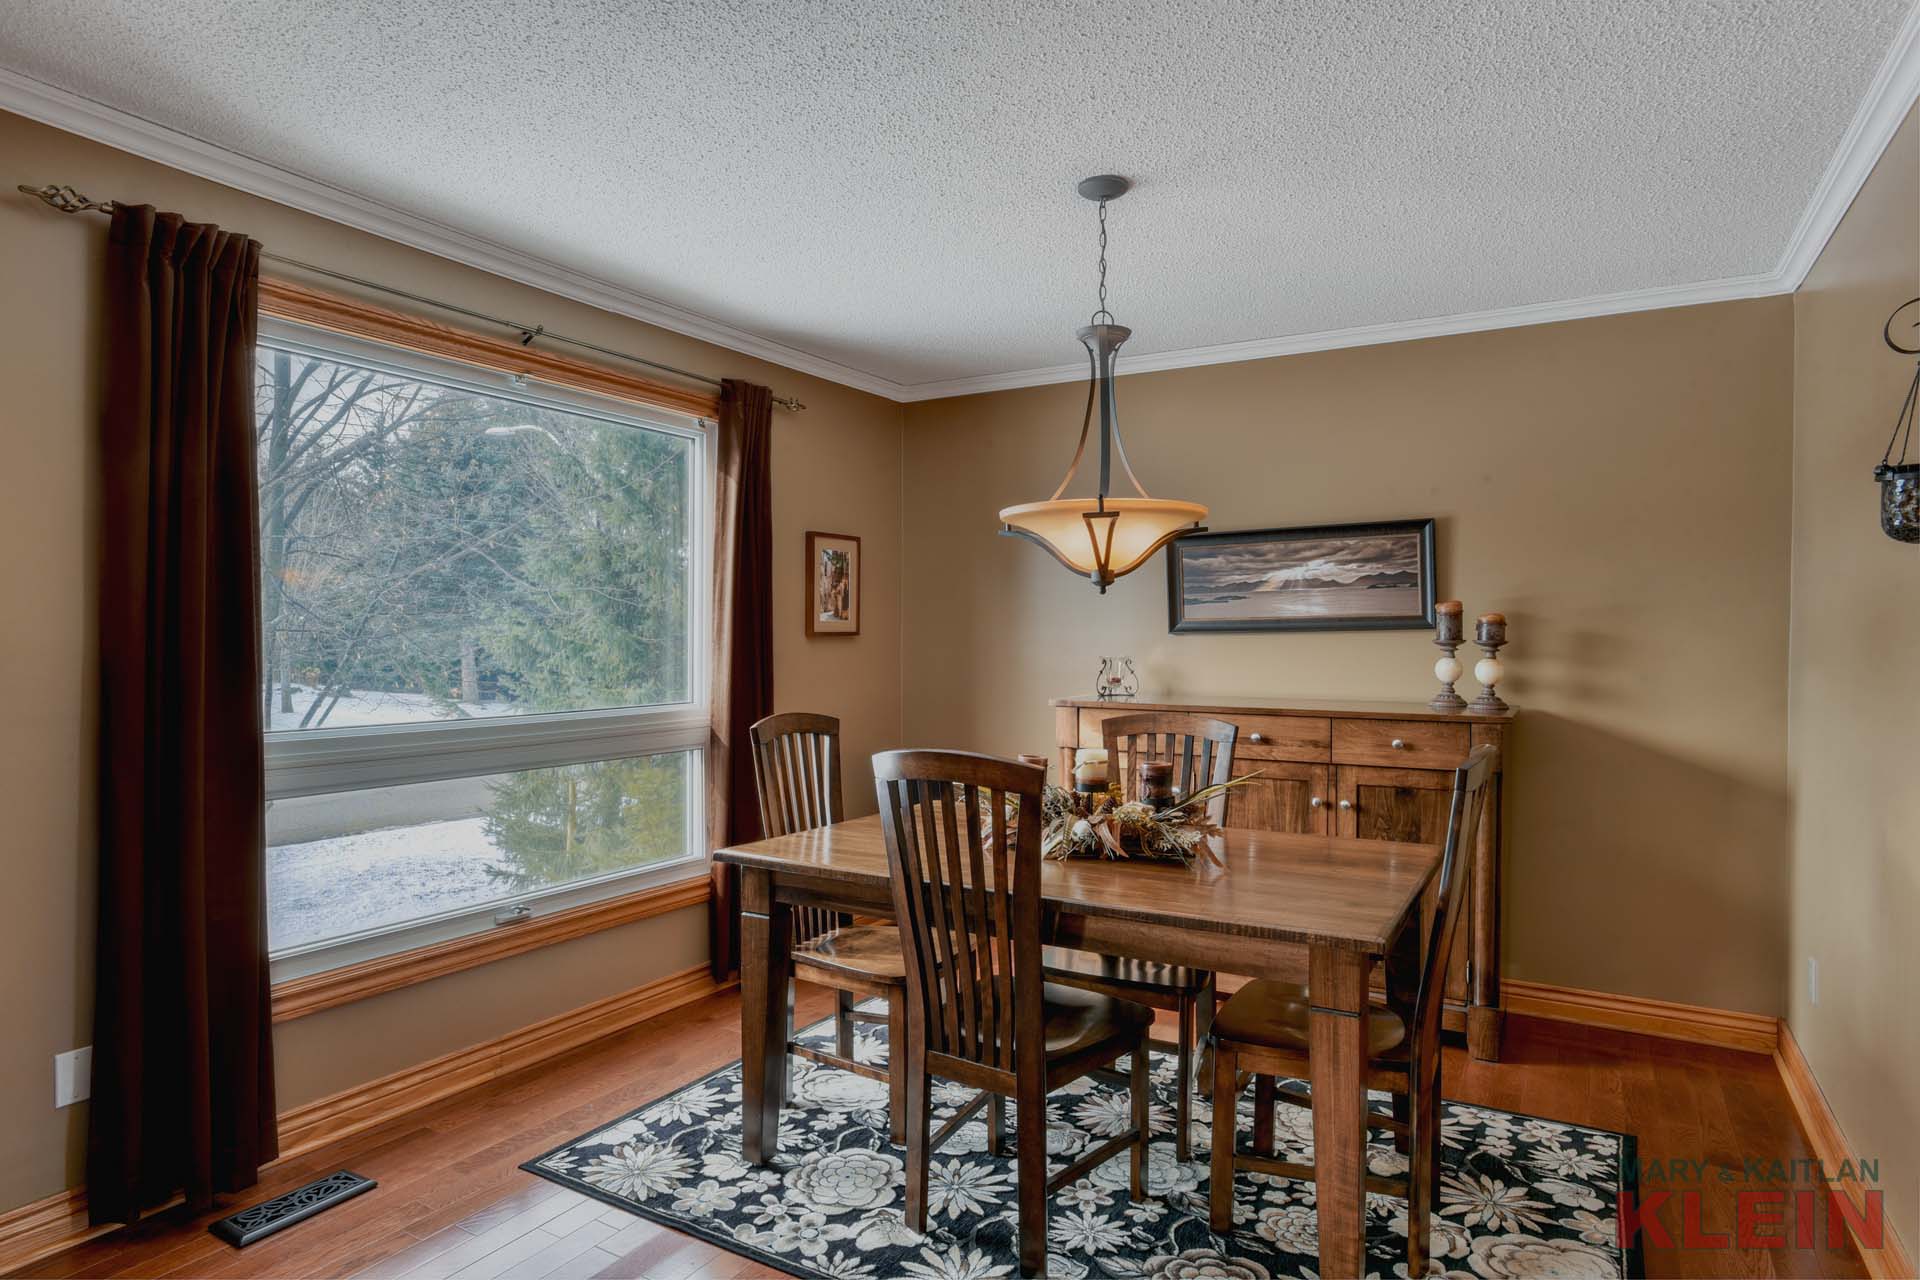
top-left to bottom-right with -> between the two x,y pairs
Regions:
9,3 -> 1920,409
893,271 -> 1786,400
1772,0 -> 1920,291
0,66 -> 910,402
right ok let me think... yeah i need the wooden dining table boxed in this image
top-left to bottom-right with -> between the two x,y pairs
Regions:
714,814 -> 1441,1279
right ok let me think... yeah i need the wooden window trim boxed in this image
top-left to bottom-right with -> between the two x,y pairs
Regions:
255,284 -> 720,1021
258,277 -> 722,421
271,876 -> 712,1023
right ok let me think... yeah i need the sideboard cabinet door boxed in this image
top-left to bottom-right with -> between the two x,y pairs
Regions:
1334,764 -> 1456,844
1335,764 -> 1470,1003
1224,762 -> 1330,834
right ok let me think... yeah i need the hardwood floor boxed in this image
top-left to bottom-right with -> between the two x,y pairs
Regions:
12,987 -> 1865,1279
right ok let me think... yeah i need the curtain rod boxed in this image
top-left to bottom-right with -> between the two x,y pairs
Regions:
16,183 -> 806,414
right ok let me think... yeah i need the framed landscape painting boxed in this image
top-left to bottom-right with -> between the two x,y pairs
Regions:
805,531 -> 861,636
1167,519 -> 1436,633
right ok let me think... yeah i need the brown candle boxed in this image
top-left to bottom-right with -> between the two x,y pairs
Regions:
1435,599 -> 1464,643
1476,611 -> 1507,645
1138,760 -> 1175,810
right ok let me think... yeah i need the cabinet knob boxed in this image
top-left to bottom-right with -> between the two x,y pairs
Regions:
1337,799 -> 1353,811
1248,732 -> 1264,743
1391,738 -> 1407,750
1309,796 -> 1323,809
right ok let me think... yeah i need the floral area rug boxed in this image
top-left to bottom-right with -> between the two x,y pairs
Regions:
522,1005 -> 1642,1279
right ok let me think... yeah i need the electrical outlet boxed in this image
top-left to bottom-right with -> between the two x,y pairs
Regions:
54,1047 -> 91,1108
1808,956 -> 1819,1007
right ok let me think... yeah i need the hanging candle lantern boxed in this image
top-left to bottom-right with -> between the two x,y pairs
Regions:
1876,298 -> 1920,543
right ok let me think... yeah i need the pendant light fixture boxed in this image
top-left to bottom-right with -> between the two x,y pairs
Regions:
999,175 -> 1207,593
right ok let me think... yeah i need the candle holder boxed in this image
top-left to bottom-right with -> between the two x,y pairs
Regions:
1429,600 -> 1467,711
1138,760 -> 1176,811
1876,298 -> 1920,542
1468,613 -> 1509,713
1072,747 -> 1110,795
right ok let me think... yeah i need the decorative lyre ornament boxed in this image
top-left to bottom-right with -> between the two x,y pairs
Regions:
1095,656 -> 1138,700
999,176 -> 1207,592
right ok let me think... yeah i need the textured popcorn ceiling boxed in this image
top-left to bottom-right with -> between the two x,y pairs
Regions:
0,1 -> 1909,390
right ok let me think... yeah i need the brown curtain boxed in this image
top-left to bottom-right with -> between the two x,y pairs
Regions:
89,206 -> 276,1224
707,379 -> 774,979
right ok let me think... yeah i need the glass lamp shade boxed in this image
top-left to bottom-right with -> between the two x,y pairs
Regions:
999,496 -> 1208,589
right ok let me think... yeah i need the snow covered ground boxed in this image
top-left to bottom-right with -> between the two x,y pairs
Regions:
267,685 -> 522,732
264,686 -> 682,953
267,816 -> 505,951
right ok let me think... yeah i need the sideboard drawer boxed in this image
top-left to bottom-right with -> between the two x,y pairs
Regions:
1231,715 -> 1330,760
1332,718 -> 1469,768
1079,710 -> 1330,761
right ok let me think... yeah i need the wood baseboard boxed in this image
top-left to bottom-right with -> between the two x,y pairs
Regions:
1775,1021 -> 1915,1280
1501,978 -> 1781,1054
1505,982 -> 1912,1275
0,1188 -> 100,1275
276,964 -> 726,1158
0,964 -> 730,1274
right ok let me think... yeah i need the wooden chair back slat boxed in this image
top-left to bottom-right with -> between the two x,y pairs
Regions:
876,750 -> 1045,1078
751,712 -> 848,946
935,783 -> 977,1057
1413,744 -> 1497,1082
1101,713 -> 1239,824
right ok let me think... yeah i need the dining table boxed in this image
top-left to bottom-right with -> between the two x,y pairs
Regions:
714,814 -> 1441,1279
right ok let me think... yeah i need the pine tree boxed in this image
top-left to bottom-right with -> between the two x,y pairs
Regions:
469,408 -> 695,889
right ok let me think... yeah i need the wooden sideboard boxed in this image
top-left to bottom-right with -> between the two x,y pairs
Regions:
1053,695 -> 1512,1060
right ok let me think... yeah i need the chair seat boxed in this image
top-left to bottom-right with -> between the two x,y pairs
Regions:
1039,983 -> 1156,1058
1212,980 -> 1408,1058
1042,945 -> 1208,993
793,925 -> 906,984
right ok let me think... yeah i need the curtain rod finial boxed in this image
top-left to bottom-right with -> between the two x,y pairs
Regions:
18,183 -> 117,215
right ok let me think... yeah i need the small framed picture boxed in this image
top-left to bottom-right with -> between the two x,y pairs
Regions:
1167,518 -> 1437,633
805,531 -> 861,636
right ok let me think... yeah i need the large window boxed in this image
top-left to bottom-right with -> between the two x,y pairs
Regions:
258,322 -> 707,978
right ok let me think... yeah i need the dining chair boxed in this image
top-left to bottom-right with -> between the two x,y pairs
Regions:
875,749 -> 1153,1279
1206,744 -> 1497,1276
749,712 -> 906,1142
1043,711 -> 1238,1160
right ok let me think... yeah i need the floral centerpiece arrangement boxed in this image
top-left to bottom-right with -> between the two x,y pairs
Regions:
1037,773 -> 1262,867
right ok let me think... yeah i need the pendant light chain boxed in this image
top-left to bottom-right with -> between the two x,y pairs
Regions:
1094,198 -> 1111,323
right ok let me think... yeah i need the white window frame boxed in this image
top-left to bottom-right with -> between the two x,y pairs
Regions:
258,318 -> 711,983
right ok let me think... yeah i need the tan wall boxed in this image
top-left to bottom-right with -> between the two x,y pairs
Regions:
903,298 -> 1796,1017
0,108 -> 904,1214
1787,107 -> 1920,1251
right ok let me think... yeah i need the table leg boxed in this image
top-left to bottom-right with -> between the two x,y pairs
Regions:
1309,946 -> 1371,1279
738,868 -> 791,1165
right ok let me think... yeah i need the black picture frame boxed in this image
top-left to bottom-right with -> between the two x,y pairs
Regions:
1167,518 -> 1437,633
